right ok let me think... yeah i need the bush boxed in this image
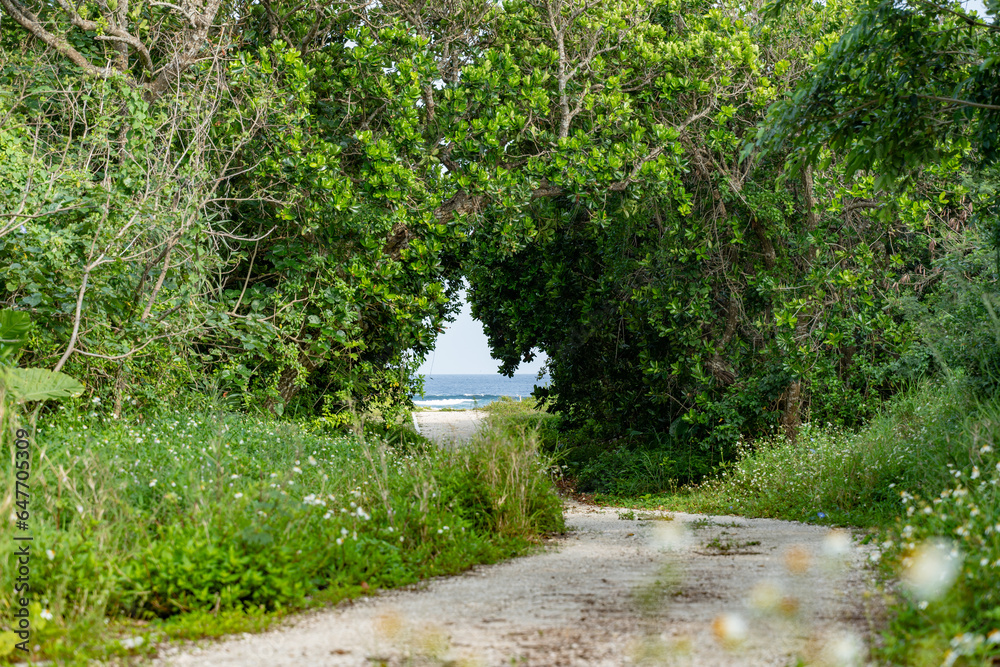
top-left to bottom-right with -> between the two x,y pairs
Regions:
877,401 -> 1000,665
457,422 -> 565,538
896,236 -> 1000,395
481,396 -> 560,452
646,379 -> 969,525
574,446 -> 680,496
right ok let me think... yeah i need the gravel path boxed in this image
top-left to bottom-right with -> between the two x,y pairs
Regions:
159,503 -> 878,666
411,410 -> 484,446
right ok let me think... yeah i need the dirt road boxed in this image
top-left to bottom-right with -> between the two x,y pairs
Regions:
411,410 -> 484,446
160,502 -> 877,666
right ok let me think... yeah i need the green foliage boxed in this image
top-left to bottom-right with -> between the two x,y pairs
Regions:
881,434 -> 1000,665
628,380 -> 968,525
0,368 -> 84,403
0,0 -> 974,449
481,396 -> 560,452
0,14 -> 463,419
894,230 -> 1000,395
465,0 -> 959,466
754,0 -> 1000,185
576,446 -> 685,496
0,404 -> 562,661
433,423 -> 565,539
0,310 -> 29,364
0,310 -> 84,403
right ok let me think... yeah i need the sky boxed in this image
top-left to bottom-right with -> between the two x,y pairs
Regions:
963,0 -> 988,14
417,291 -> 548,376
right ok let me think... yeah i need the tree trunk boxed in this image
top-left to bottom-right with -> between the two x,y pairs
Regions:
782,167 -> 820,441
264,352 -> 316,415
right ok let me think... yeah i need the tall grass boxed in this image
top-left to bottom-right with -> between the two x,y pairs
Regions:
480,396 -> 559,452
626,379 -> 970,527
0,401 -> 563,663
458,422 -> 564,539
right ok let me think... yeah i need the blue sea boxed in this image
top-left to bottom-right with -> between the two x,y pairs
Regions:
413,374 -> 549,410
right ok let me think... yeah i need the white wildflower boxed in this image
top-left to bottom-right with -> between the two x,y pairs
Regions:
901,538 -> 963,601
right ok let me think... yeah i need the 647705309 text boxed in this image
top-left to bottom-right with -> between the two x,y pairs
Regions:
10,427 -> 34,653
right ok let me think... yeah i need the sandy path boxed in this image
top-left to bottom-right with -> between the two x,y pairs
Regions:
159,503 -> 877,666
411,410 -> 484,446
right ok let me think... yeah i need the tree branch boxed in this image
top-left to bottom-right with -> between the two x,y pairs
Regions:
0,0 -> 114,79
916,94 -> 1000,110
144,0 -> 224,101
54,0 -> 154,71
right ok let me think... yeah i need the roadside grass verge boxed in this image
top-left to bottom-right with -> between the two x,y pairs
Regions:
603,379 -> 1000,665
481,396 -> 559,452
600,380 -> 970,526
0,402 -> 563,664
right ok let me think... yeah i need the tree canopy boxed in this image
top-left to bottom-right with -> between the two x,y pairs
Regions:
753,0 -> 1000,185
0,0 -> 983,460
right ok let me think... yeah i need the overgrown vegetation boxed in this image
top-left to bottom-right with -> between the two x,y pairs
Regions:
0,400 -> 562,661
0,0 -> 979,452
480,397 -> 559,450
3,0 -> 1000,660
612,379 -> 999,665
614,380 -> 968,521
591,235 -> 1000,663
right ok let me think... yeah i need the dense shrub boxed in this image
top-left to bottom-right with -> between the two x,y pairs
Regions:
896,237 -> 1000,396
641,380 -> 968,524
881,436 -> 1000,666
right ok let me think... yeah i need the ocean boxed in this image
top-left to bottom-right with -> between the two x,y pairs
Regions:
413,374 -> 550,410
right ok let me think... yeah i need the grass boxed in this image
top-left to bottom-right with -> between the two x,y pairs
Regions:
601,379 -> 972,527
699,535 -> 761,554
0,397 -> 563,664
604,378 -> 1000,665
480,397 -> 559,450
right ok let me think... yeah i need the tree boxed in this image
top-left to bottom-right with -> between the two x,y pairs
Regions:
752,0 -> 1000,186
0,0 -> 971,440
461,0 -> 963,462
0,3 -> 467,417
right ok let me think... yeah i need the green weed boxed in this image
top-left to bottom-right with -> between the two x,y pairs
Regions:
699,535 -> 761,555
611,379 -> 970,527
481,397 -> 559,453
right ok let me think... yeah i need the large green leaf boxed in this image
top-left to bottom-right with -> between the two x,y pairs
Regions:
0,310 -> 30,364
0,367 -> 85,402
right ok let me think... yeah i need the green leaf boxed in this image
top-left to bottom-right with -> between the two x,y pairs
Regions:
1,367 -> 85,402
0,309 -> 30,364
